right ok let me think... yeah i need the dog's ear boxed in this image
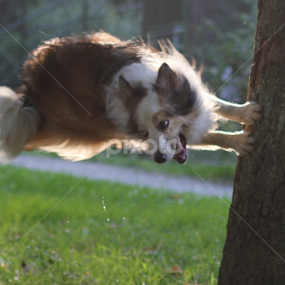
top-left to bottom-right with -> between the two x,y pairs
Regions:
170,79 -> 197,115
155,64 -> 197,116
118,76 -> 146,113
118,76 -> 133,98
156,63 -> 177,91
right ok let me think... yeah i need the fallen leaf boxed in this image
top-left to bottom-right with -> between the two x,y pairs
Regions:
167,264 -> 183,275
170,194 -> 184,200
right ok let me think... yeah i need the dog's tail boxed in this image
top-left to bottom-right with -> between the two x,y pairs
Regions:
0,87 -> 40,163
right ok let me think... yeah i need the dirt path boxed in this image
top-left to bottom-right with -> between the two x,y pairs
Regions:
9,155 -> 233,197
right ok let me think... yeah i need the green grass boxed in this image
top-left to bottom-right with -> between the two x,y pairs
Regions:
0,165 -> 229,284
25,148 -> 237,182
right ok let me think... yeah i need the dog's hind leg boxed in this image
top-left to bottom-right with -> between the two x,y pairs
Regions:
205,93 -> 262,125
0,87 -> 40,162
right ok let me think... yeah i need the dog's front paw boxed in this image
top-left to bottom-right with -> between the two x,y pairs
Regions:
233,131 -> 255,156
241,101 -> 262,126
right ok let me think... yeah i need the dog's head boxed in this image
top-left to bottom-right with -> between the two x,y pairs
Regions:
117,63 -> 199,164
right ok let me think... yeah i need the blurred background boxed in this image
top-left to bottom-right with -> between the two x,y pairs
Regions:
0,0 -> 258,177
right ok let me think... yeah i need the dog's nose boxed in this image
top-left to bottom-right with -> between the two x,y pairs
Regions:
154,151 -> 167,164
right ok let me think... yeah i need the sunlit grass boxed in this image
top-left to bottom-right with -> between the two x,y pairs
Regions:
0,165 -> 229,284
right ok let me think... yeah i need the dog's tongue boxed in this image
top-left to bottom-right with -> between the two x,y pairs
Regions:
174,148 -> 188,164
173,134 -> 188,164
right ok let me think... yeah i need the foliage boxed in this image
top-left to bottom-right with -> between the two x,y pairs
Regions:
0,0 -> 143,87
185,0 -> 258,101
0,0 -> 258,103
0,165 -> 228,284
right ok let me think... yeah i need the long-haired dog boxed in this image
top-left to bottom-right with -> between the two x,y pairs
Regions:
0,32 -> 261,164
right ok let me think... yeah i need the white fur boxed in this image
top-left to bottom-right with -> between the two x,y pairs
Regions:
136,91 -> 171,156
0,87 -> 40,163
183,93 -> 218,145
106,62 -> 157,132
141,45 -> 220,147
136,91 -> 161,125
105,95 -> 130,133
115,62 -> 157,89
105,42 -> 254,161
106,45 -> 220,161
39,140 -> 106,161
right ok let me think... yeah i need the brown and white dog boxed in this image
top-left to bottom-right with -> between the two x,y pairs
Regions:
0,32 -> 261,164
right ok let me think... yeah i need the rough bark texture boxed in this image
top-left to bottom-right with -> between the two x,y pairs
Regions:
218,1 -> 285,284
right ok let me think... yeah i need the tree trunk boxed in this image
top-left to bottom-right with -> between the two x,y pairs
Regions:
218,1 -> 285,284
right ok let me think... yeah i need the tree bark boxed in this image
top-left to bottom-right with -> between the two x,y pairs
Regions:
218,1 -> 285,284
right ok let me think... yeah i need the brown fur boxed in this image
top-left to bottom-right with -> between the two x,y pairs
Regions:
21,32 -> 144,151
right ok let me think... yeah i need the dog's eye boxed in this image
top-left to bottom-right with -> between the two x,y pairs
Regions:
158,120 -> 169,130
140,130 -> 148,137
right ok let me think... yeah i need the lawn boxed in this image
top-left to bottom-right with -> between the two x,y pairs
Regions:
0,165 -> 229,284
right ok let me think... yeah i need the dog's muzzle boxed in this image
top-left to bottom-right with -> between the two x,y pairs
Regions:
153,133 -> 188,164
154,150 -> 167,164
173,133 -> 188,164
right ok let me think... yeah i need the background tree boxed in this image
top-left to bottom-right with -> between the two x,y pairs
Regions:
218,0 -> 285,284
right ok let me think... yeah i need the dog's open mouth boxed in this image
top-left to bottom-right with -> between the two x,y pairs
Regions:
173,133 -> 188,164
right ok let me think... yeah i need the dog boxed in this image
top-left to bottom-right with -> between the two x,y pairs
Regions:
0,31 -> 261,164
